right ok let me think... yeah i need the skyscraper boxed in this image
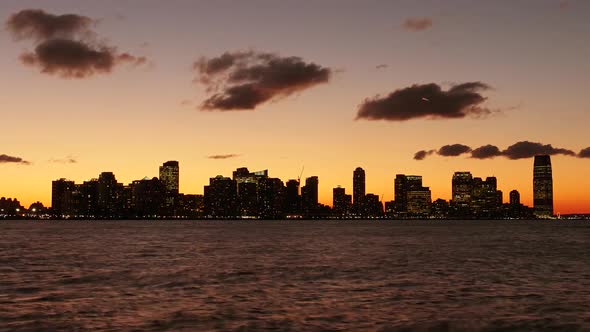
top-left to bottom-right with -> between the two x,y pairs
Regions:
159,161 -> 179,195
451,172 -> 473,207
533,155 -> 553,218
301,176 -> 319,215
353,167 -> 365,210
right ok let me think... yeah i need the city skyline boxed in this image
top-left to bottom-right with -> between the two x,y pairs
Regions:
1,1 -> 590,214
0,155 -> 566,219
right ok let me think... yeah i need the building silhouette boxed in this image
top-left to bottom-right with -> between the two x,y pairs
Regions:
51,179 -> 76,218
510,190 -> 520,206
332,186 -> 351,217
159,161 -> 179,195
353,167 -> 365,212
301,176 -> 319,216
533,155 -> 553,218
204,175 -> 238,218
285,179 -> 301,216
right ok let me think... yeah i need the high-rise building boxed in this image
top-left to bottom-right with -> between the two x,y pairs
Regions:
395,174 -> 430,215
353,167 -> 365,209
471,176 -> 501,215
284,179 -> 301,215
258,177 -> 285,219
204,175 -> 238,218
130,177 -> 166,218
533,155 -> 553,218
451,172 -> 473,207
97,172 -> 124,218
51,178 -> 76,217
510,190 -> 520,206
159,161 -> 179,195
301,176 -> 319,215
332,186 -> 349,217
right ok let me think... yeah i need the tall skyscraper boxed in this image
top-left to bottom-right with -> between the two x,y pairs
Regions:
285,179 -> 301,215
159,161 -> 179,195
451,172 -> 473,207
353,167 -> 365,208
51,178 -> 76,217
301,176 -> 319,214
533,155 -> 553,218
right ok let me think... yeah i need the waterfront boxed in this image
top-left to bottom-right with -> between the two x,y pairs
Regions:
1,220 -> 589,331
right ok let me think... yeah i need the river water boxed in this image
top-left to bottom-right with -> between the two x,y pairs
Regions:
1,220 -> 589,331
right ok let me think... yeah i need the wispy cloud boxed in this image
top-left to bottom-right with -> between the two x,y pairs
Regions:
207,154 -> 240,160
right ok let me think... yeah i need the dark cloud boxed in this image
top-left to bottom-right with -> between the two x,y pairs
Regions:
207,154 -> 240,160
356,82 -> 492,121
194,51 -> 331,111
471,145 -> 503,159
0,154 -> 30,165
376,64 -> 388,70
579,147 -> 590,158
6,9 -> 93,41
438,144 -> 472,156
413,150 -> 434,160
6,9 -> 147,78
415,141 -> 577,160
402,17 -> 433,31
502,141 -> 575,159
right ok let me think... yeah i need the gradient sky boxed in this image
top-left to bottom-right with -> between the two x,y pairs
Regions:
1,0 -> 589,213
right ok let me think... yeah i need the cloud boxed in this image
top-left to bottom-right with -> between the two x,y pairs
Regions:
402,17 -> 433,31
471,145 -> 503,159
6,9 -> 147,78
49,157 -> 77,164
413,150 -> 434,160
416,141 -> 577,160
376,64 -> 388,70
501,141 -> 575,159
0,154 -> 30,165
356,82 -> 493,121
438,144 -> 472,156
207,154 -> 240,160
194,51 -> 331,111
579,147 -> 590,158
6,9 -> 93,41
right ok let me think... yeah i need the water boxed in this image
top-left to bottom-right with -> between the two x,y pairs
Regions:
1,220 -> 589,331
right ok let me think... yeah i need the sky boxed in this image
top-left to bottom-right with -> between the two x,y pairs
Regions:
0,0 -> 589,214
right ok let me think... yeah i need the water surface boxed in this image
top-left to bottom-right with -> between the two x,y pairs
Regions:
1,220 -> 589,331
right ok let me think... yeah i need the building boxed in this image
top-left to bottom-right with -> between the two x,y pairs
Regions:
204,175 -> 238,218
353,167 -> 365,211
51,178 -> 76,218
471,176 -> 501,216
284,179 -> 301,215
407,189 -> 431,215
97,172 -> 124,218
451,172 -> 473,208
301,176 -> 319,215
332,186 -> 351,217
364,193 -> 384,217
258,177 -> 285,219
159,161 -> 179,195
130,177 -> 166,218
533,155 -> 553,218
394,174 -> 431,216
510,190 -> 520,206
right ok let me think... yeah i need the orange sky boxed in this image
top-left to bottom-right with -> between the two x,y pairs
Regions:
0,1 -> 589,214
